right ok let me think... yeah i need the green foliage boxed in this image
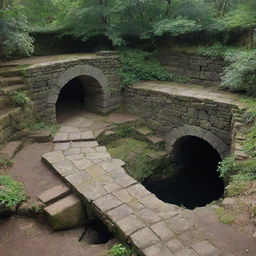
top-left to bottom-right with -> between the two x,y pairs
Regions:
197,43 -> 230,58
106,244 -> 132,256
129,153 -> 154,182
119,49 -> 172,88
153,17 -> 201,37
31,121 -> 58,135
215,207 -> 235,224
0,175 -> 28,207
116,125 -> 133,138
218,123 -> 256,184
8,91 -> 31,107
220,49 -> 256,96
0,157 -> 13,169
217,156 -> 236,181
0,5 -> 34,58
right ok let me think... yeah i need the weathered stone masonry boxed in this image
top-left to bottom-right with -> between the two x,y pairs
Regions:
24,53 -> 121,122
158,51 -> 225,86
123,82 -> 243,159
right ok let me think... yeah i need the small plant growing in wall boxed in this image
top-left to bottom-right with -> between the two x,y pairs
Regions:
0,157 -> 13,169
105,244 -> 132,256
8,91 -> 31,107
0,175 -> 28,208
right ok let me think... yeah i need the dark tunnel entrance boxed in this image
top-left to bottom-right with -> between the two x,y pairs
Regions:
145,136 -> 225,209
56,77 -> 86,123
56,75 -> 104,123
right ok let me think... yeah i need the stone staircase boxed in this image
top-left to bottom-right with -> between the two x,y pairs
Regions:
0,63 -> 31,145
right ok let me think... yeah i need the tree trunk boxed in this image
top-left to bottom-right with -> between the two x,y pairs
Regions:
248,27 -> 253,48
220,0 -> 229,17
0,0 -> 4,9
165,0 -> 172,17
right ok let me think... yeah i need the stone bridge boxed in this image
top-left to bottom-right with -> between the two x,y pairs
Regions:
24,52 -> 121,123
4,53 -> 250,255
21,54 -> 245,159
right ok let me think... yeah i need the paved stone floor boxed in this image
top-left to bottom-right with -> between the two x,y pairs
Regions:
42,109 -> 256,256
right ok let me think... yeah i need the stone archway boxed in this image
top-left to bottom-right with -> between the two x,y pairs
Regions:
166,125 -> 229,159
47,65 -> 110,122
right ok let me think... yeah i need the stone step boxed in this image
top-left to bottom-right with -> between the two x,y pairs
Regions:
0,96 -> 11,108
44,194 -> 86,231
53,130 -> 96,143
134,127 -> 153,139
0,141 -> 23,159
0,76 -> 23,86
37,184 -> 71,206
0,84 -> 26,95
146,135 -> 165,150
0,67 -> 23,77
0,107 -> 20,126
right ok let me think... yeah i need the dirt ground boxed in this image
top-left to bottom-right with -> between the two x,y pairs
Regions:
0,142 -> 115,256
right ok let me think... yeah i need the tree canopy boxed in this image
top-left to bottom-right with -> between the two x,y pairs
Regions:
0,0 -> 255,57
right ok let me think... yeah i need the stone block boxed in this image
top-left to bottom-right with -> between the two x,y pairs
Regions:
0,141 -> 23,159
151,221 -> 175,241
37,184 -> 71,205
130,227 -> 160,249
143,242 -> 174,256
191,241 -> 221,256
166,239 -> 185,253
116,214 -> 145,236
44,194 -> 86,230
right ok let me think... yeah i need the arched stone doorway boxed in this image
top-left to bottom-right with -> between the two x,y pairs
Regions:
145,125 -> 228,209
47,65 -> 110,123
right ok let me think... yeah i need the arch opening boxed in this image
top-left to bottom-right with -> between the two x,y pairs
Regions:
145,135 -> 224,209
56,75 -> 104,123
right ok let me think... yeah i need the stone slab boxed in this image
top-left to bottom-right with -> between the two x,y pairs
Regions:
37,184 -> 71,205
0,141 -> 23,159
44,194 -> 85,230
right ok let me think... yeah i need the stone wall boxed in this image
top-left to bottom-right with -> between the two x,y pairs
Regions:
124,86 -> 238,158
0,106 -> 34,144
158,51 -> 225,86
24,53 -> 121,123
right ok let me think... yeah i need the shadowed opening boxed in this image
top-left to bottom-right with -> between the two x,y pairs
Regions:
56,75 -> 104,123
145,135 -> 225,209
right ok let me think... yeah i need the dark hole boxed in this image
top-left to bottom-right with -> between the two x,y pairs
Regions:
80,219 -> 114,245
144,136 -> 225,209
56,77 -> 86,123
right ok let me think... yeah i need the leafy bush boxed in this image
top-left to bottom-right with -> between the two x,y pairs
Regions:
116,126 -> 133,138
0,175 -> 27,207
106,244 -> 132,256
197,43 -> 230,58
218,132 -> 256,184
220,50 -> 256,96
119,49 -> 189,88
8,91 -> 31,107
0,7 -> 34,58
31,121 -> 58,136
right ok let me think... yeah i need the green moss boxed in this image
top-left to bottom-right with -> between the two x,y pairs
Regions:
225,183 -> 246,197
0,157 -> 13,170
215,207 -> 235,225
7,91 -> 31,107
0,175 -> 28,207
107,138 -> 156,181
107,138 -> 152,161
31,121 -> 59,136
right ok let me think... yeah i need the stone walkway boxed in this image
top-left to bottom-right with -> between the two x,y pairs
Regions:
41,111 -> 256,256
133,81 -> 247,109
